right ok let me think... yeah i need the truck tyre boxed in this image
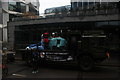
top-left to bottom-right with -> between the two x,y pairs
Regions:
78,56 -> 94,71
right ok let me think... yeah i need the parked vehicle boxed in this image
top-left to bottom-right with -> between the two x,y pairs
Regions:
39,30 -> 109,71
25,30 -> 109,71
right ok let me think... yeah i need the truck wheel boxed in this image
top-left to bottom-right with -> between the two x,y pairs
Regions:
78,56 -> 94,71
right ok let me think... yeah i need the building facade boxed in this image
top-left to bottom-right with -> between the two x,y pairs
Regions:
70,0 -> 120,52
71,0 -> 118,11
0,0 -> 40,51
44,5 -> 71,18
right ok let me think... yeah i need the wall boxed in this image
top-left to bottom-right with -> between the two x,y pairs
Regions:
0,1 -> 3,51
2,2 -> 9,42
0,28 -> 2,52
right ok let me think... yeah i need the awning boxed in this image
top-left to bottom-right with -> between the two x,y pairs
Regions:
3,9 -> 23,15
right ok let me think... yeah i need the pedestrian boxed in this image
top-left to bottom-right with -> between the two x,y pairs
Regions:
31,49 -> 39,73
43,32 -> 49,49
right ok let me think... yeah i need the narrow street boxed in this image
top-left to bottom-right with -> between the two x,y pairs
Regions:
2,53 -> 120,80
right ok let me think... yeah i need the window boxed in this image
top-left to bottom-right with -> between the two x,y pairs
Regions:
78,2 -> 82,8
89,2 -> 94,5
109,21 -> 119,26
50,9 -> 55,13
45,8 -> 55,14
96,21 -> 109,27
9,1 -> 26,13
83,2 -> 88,9
20,3 -> 26,13
71,2 -> 78,10
8,1 -> 17,11
45,9 -> 49,14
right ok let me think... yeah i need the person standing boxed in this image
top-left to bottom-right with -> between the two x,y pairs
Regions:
31,49 -> 39,73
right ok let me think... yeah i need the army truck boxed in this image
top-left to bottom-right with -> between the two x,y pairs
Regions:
38,30 -> 109,71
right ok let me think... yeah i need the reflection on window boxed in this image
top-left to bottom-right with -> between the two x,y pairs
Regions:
20,3 -> 26,13
45,9 -> 55,14
9,2 -> 26,13
9,2 -> 17,11
71,2 -> 77,10
45,5 -> 70,14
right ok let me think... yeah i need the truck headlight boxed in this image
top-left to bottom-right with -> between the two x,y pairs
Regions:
26,47 -> 31,50
40,52 -> 45,58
